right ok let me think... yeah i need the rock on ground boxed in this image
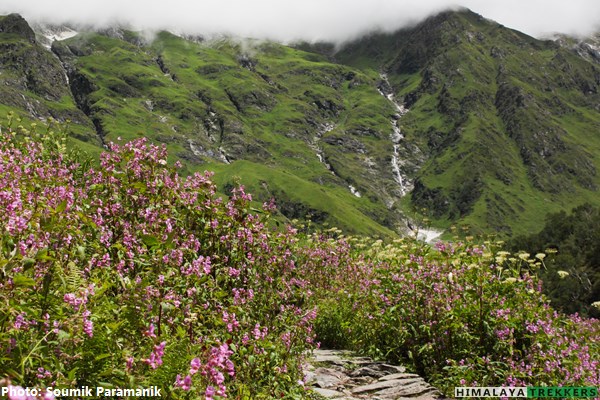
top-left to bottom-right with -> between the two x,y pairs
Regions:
304,349 -> 442,400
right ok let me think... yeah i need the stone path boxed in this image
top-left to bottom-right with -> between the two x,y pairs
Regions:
304,349 -> 442,400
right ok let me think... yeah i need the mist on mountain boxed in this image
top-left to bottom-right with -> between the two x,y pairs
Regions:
1,0 -> 599,44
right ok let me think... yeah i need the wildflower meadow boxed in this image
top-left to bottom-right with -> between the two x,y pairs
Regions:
0,118 -> 598,399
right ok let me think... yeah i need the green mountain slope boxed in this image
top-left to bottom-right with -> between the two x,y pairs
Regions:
0,14 -> 98,150
1,15 -> 407,237
335,9 -> 600,234
2,10 -> 600,237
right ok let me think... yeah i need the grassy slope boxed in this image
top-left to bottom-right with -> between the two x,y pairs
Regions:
3,11 -> 600,238
335,9 -> 600,236
47,30 -> 404,237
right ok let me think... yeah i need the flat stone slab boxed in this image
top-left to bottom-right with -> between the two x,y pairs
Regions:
305,349 -> 441,399
312,367 -> 347,388
374,381 -> 438,397
379,372 -> 420,381
313,387 -> 348,398
352,379 -> 416,394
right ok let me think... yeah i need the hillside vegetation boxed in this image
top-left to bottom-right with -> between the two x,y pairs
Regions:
510,203 -> 600,318
1,10 -> 600,236
1,13 -> 402,238
0,120 -> 598,398
335,10 -> 600,234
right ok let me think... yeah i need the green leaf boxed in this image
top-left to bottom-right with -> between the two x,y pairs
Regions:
35,248 -> 54,261
95,353 -> 112,361
22,258 -> 36,270
76,246 -> 86,260
57,330 -> 70,340
67,367 -> 79,381
132,182 -> 147,192
13,274 -> 35,287
141,234 -> 160,247
54,199 -> 67,213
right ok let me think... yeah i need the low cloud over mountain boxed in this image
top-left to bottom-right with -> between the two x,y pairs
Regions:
1,0 -> 599,42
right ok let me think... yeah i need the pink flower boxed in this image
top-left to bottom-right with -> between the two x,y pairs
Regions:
43,391 -> 55,400
205,386 -> 216,400
143,341 -> 167,369
7,385 -> 27,400
175,374 -> 192,391
144,324 -> 157,338
190,357 -> 202,375
83,314 -> 93,338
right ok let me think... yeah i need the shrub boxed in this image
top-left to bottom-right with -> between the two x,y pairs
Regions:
0,121 -> 319,398
1,117 -> 598,399
315,238 -> 600,395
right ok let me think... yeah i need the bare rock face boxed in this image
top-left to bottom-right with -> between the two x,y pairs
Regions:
305,349 -> 442,400
0,14 -> 36,43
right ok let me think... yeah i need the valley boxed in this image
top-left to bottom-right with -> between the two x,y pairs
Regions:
1,8 -> 599,397
1,10 -> 599,239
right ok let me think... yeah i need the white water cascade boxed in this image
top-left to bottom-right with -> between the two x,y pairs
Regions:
378,74 -> 442,243
309,123 -> 336,174
377,74 -> 411,197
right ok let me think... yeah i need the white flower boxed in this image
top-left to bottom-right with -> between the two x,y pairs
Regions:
557,271 -> 569,279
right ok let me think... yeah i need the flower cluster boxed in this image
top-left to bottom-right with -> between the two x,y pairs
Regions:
175,343 -> 235,398
1,119 -> 598,399
0,123 -> 325,398
314,237 -> 600,395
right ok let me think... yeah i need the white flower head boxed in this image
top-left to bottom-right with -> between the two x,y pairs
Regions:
557,271 -> 569,279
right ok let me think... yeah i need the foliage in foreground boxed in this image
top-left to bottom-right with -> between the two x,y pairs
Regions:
0,119 -> 598,398
0,122 -> 336,398
315,236 -> 600,394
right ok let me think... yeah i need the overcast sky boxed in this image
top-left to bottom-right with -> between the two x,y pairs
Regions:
1,0 -> 599,43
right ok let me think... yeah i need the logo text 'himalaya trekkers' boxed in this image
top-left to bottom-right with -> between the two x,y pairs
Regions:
455,386 -> 598,398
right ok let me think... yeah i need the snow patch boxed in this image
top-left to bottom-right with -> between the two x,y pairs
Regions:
35,24 -> 79,49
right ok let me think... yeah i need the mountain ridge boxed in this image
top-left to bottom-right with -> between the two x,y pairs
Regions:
333,9 -> 600,233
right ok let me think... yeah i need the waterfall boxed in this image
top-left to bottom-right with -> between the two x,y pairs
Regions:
378,74 -> 411,196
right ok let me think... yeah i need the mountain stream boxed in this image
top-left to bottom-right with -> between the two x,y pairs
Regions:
378,74 -> 442,243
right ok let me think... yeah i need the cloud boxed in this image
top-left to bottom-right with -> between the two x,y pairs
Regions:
1,0 -> 598,43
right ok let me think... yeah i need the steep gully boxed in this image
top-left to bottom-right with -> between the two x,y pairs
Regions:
377,74 -> 411,197
377,74 -> 442,243
34,26 -> 110,149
